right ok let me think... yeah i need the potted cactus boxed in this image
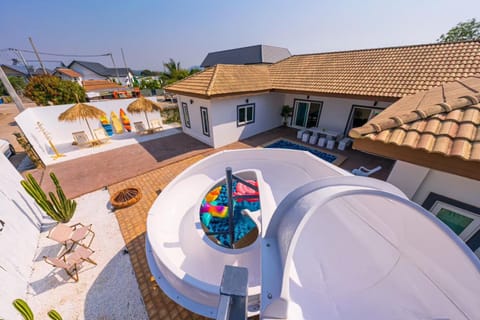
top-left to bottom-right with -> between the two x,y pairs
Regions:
21,172 -> 76,223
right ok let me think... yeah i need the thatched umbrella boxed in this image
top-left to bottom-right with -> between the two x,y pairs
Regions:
127,96 -> 162,129
58,103 -> 106,140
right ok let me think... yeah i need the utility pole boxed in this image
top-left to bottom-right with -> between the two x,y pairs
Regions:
120,48 -> 131,87
0,67 -> 25,112
109,53 -> 120,83
29,37 -> 48,75
10,48 -> 32,78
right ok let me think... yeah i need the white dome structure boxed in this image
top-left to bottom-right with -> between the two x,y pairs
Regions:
146,149 -> 480,319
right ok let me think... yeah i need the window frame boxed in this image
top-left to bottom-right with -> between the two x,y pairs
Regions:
200,107 -> 210,136
181,102 -> 191,128
236,103 -> 256,127
291,99 -> 323,128
344,105 -> 384,135
422,192 -> 480,256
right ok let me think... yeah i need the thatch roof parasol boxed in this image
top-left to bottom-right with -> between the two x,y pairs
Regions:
58,103 -> 106,141
127,97 -> 162,129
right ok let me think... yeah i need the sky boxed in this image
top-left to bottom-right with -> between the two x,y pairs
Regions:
1,0 -> 479,71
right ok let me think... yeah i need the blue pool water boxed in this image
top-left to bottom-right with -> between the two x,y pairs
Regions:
265,139 -> 337,163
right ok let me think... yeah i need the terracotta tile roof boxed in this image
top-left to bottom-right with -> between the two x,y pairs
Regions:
166,41 -> 480,99
166,64 -> 271,97
350,76 -> 480,162
55,68 -> 81,78
82,80 -> 125,92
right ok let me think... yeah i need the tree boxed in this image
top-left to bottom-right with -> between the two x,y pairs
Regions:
0,76 -> 26,95
24,75 -> 86,106
437,18 -> 480,42
160,58 -> 201,86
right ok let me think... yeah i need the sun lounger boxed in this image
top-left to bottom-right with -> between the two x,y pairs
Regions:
93,127 -> 110,144
338,137 -> 353,151
134,121 -> 149,134
149,118 -> 163,132
47,223 -> 95,251
72,131 -> 91,147
352,165 -> 382,177
44,244 -> 96,282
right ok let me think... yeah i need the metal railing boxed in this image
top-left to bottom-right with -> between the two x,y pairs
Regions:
216,265 -> 248,320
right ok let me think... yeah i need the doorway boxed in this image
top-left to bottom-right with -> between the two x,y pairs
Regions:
292,100 -> 323,128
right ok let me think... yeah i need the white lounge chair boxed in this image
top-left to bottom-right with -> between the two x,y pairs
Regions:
309,132 -> 319,145
301,131 -> 310,143
149,118 -> 163,132
72,131 -> 91,148
338,137 -> 353,151
352,165 -> 382,176
93,128 -> 110,144
317,136 -> 327,148
134,121 -> 149,134
326,138 -> 335,150
297,129 -> 307,140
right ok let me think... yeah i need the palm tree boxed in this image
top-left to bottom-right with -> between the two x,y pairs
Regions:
161,59 -> 199,86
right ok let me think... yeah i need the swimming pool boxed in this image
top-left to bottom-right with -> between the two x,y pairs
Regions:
265,139 -> 337,163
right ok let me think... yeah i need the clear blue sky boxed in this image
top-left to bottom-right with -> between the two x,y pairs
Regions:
1,0 -> 479,71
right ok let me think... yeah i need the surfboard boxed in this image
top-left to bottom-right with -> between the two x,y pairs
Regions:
111,111 -> 124,134
120,108 -> 132,132
99,115 -> 113,136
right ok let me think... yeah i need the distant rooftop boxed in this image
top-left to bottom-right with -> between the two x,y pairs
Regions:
68,60 -> 131,77
200,44 -> 291,68
54,67 -> 82,78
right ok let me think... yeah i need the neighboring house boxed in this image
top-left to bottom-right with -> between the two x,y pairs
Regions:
1,64 -> 32,80
53,67 -> 82,85
82,79 -> 137,100
350,76 -> 480,258
200,44 -> 291,68
166,41 -> 480,148
68,60 -> 133,86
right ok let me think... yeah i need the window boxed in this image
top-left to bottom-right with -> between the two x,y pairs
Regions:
292,99 -> 323,128
237,103 -> 255,126
181,102 -> 191,128
344,105 -> 383,134
423,193 -> 480,258
200,107 -> 209,136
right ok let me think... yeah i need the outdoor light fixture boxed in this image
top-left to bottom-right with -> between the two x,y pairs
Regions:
190,99 -> 194,104
373,101 -> 378,106
245,99 -> 249,103
307,95 -> 310,99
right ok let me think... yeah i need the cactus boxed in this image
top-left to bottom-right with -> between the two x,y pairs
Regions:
47,310 -> 63,320
12,299 -> 34,320
21,172 -> 76,223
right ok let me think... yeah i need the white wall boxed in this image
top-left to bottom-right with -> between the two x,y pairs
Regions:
283,94 -> 392,135
15,97 -> 163,164
0,154 -> 44,319
177,95 -> 213,146
210,93 -> 284,147
412,170 -> 480,209
177,93 -> 283,148
387,161 -> 430,199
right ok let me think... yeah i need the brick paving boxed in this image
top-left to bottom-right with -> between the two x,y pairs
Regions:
106,127 -> 394,319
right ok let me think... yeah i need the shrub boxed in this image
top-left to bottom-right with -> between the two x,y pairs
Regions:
24,75 -> 86,106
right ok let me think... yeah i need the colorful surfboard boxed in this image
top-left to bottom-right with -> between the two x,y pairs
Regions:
119,108 -> 131,132
99,115 -> 113,136
111,111 -> 124,134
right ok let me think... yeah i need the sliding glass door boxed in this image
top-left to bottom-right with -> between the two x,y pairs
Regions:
345,106 -> 383,133
293,100 -> 323,128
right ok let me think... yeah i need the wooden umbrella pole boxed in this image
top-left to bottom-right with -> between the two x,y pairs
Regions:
85,117 -> 96,141
144,111 -> 151,129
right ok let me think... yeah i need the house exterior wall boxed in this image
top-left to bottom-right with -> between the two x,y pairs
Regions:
177,93 -> 283,148
210,93 -> 283,147
176,95 -> 213,146
283,94 -> 392,135
0,154 -> 44,319
387,161 -> 430,199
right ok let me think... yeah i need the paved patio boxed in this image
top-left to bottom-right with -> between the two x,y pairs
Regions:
29,127 -> 394,319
